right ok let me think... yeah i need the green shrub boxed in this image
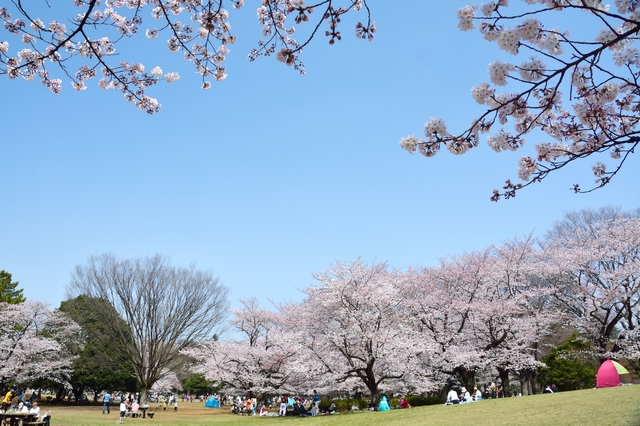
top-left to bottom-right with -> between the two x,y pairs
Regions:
407,395 -> 445,406
318,399 -> 332,411
332,398 -> 367,412
390,398 -> 399,409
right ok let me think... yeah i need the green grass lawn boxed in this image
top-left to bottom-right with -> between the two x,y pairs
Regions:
47,386 -> 640,426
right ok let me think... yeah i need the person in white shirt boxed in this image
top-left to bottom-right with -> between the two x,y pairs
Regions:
461,387 -> 472,402
446,388 -> 460,405
118,400 -> 127,424
474,387 -> 482,401
29,402 -> 40,419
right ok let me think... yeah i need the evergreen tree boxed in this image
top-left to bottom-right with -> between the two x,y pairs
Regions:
0,270 -> 26,304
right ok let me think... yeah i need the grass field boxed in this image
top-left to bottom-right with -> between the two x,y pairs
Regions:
47,386 -> 640,426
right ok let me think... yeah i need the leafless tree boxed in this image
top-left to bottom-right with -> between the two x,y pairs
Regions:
543,206 -> 640,246
66,253 -> 229,402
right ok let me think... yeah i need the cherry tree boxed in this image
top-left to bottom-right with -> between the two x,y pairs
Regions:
470,236 -> 559,396
408,238 -> 560,396
150,369 -> 183,393
0,300 -> 82,387
0,0 -> 374,113
399,1 -> 640,199
182,297 -> 303,398
287,259 -> 436,402
540,216 -> 640,362
404,251 -> 493,394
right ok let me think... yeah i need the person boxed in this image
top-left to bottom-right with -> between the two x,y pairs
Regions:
245,398 -> 253,415
259,405 -> 268,416
313,390 -> 320,407
278,394 -> 287,416
102,391 -> 111,414
17,402 -> 28,413
29,402 -> 40,419
131,401 -> 139,417
461,387 -> 472,402
378,396 -> 390,411
543,385 -> 554,394
41,410 -> 51,425
294,401 -> 310,416
309,403 -> 318,417
2,388 -> 14,410
446,388 -> 460,405
473,387 -> 482,401
173,400 -> 178,412
551,384 -> 559,393
367,400 -> 375,411
118,399 -> 127,424
399,397 -> 410,409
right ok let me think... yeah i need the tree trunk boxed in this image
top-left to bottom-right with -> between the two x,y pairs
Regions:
367,384 -> 381,405
518,369 -> 536,396
455,366 -> 476,393
497,367 -> 511,397
72,386 -> 85,404
55,385 -> 67,402
139,388 -> 148,406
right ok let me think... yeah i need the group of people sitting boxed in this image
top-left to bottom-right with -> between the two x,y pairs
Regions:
0,387 -> 49,424
445,386 -> 483,405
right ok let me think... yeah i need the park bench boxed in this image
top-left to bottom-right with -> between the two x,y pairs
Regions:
27,416 -> 50,426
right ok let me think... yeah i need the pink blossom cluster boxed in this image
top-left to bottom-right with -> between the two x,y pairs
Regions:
0,1 -> 373,113
401,0 -> 640,200
0,301 -> 82,385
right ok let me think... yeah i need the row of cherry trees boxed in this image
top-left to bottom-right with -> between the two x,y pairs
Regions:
184,210 -> 640,401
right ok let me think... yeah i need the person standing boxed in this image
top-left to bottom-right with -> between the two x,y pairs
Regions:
2,388 -> 14,410
278,394 -> 287,416
174,400 -> 178,412
117,399 -> 127,424
103,391 -> 111,414
313,390 -> 320,408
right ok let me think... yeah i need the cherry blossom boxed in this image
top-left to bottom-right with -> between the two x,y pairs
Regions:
0,300 -> 82,386
0,1 -> 374,113
400,1 -> 640,199
540,216 -> 640,361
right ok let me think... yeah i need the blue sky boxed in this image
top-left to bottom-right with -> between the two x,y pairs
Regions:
1,1 -> 638,319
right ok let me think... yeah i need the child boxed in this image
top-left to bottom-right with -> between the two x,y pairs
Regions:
118,400 -> 127,424
173,400 -> 178,412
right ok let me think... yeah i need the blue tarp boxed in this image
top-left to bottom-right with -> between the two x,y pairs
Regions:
205,398 -> 220,408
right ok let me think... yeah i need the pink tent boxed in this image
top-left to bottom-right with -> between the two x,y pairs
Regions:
596,360 -> 631,388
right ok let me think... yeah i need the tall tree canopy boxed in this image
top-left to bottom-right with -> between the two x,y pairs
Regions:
66,253 -> 229,403
59,295 -> 135,401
